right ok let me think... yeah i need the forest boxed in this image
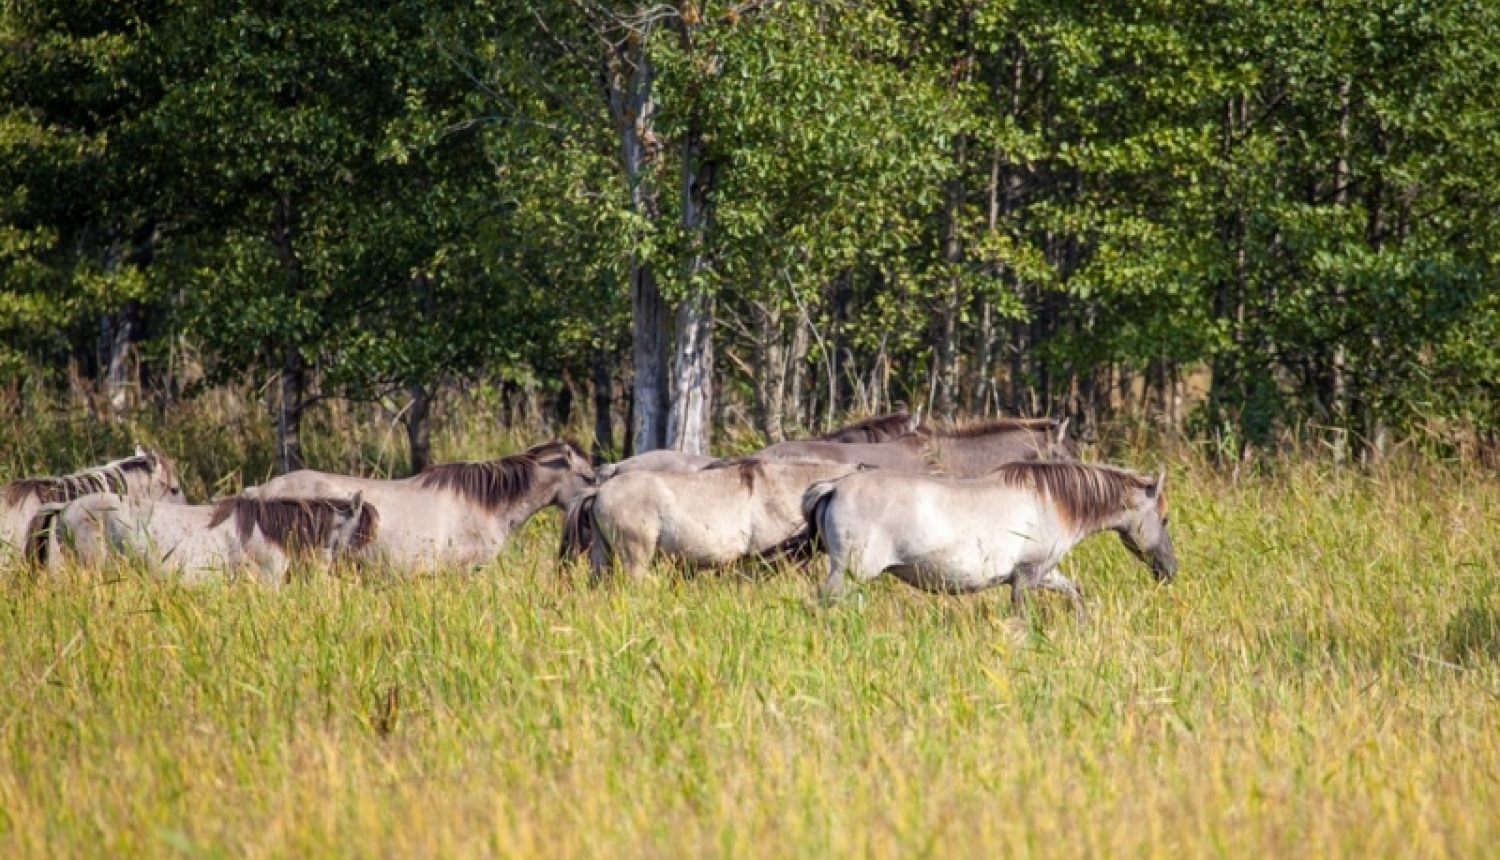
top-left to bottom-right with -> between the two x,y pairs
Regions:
5,0 -> 1498,471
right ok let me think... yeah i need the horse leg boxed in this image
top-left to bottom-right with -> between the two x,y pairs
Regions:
818,555 -> 849,604
587,528 -> 612,584
1010,562 -> 1039,617
1038,567 -> 1087,621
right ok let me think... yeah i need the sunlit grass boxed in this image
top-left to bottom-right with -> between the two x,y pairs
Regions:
2,396 -> 1498,857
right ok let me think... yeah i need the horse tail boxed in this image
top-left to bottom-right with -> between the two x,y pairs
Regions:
800,480 -> 841,552
559,489 -> 599,560
25,502 -> 68,568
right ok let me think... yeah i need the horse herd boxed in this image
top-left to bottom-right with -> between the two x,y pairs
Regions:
0,413 -> 1177,617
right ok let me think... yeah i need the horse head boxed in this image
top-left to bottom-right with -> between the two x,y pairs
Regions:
534,439 -> 596,507
131,445 -> 186,502
1115,470 -> 1176,581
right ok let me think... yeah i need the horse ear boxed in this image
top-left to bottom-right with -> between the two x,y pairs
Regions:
1145,471 -> 1166,498
349,491 -> 364,514
1056,417 -> 1070,444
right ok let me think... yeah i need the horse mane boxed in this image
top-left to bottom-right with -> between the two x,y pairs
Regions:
705,457 -> 766,491
208,496 -> 379,552
416,439 -> 582,511
991,461 -> 1153,531
816,412 -> 916,443
926,417 -> 1060,439
2,452 -> 160,506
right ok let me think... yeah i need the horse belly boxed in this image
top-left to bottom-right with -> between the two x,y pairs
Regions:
657,514 -> 754,564
845,486 -> 1026,591
887,550 -> 1014,594
368,499 -> 497,568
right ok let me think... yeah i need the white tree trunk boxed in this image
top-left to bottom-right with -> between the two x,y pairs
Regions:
668,292 -> 714,454
667,115 -> 716,455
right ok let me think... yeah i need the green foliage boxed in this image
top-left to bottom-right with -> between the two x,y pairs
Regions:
3,0 -> 1499,449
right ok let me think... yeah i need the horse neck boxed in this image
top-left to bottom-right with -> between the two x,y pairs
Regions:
1033,490 -> 1131,564
118,468 -> 159,499
500,463 -> 573,524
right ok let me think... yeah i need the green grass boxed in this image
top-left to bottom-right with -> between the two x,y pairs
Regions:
2,395 -> 1499,857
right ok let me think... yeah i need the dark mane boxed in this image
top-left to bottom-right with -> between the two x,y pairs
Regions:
816,412 -> 917,443
706,457 -> 766,491
416,440 -> 581,511
2,453 -> 158,506
927,417 -> 1060,439
991,461 -> 1152,530
208,496 -> 379,551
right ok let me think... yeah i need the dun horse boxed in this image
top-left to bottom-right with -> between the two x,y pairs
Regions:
595,450 -> 716,482
38,492 -> 375,584
1,447 -> 184,560
246,439 -> 594,568
755,418 -> 1075,476
592,412 -> 919,482
811,411 -> 920,443
563,459 -> 863,579
802,461 -> 1176,617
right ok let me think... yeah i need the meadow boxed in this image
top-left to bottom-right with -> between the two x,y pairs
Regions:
2,388 -> 1498,858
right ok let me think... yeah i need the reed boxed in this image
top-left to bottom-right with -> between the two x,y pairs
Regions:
2,389 -> 1497,858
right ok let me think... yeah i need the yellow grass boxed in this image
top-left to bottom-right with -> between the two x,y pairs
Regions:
1,395 -> 1498,858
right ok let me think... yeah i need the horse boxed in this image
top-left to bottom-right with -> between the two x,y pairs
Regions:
1,447 -> 184,560
924,417 -> 1077,477
753,418 -> 1075,477
801,460 -> 1176,618
590,413 -> 918,482
563,458 -> 864,579
594,450 -> 717,482
244,439 -> 594,568
37,492 -> 375,585
812,411 -> 921,443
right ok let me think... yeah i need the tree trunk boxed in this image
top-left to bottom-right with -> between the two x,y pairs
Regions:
972,140 -> 1004,416
787,312 -> 811,434
622,377 -> 635,460
605,34 -> 668,454
270,194 -> 308,474
405,382 -> 433,475
278,346 -> 307,474
753,301 -> 787,442
1328,76 -> 1352,422
936,134 -> 968,418
668,291 -> 714,454
101,300 -> 139,415
629,269 -> 668,454
94,233 -> 140,415
591,347 -> 615,463
667,115 -> 716,455
554,372 -> 575,427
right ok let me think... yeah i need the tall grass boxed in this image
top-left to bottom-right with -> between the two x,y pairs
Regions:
2,389 -> 1498,857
